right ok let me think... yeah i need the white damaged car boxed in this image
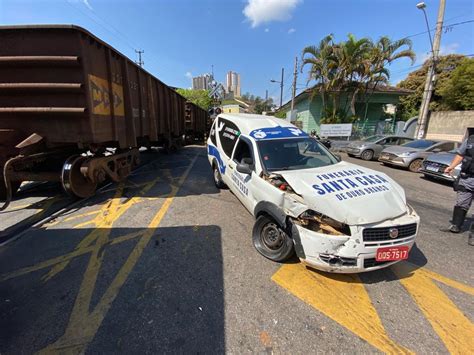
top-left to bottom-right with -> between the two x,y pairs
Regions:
207,114 -> 419,273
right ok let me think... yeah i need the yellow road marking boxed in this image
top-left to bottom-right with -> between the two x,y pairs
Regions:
392,262 -> 474,354
41,170 -> 168,282
38,152 -> 198,353
0,231 -> 145,283
412,264 -> 474,296
46,210 -> 102,227
272,263 -> 411,354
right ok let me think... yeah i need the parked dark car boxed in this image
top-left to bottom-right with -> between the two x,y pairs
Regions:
420,150 -> 461,182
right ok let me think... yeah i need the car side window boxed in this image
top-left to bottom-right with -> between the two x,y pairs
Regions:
210,121 -> 217,145
378,139 -> 386,145
398,138 -> 411,145
217,118 -> 241,158
385,137 -> 398,145
433,142 -> 455,152
233,139 -> 254,170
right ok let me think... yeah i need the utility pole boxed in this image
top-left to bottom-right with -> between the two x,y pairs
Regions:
270,68 -> 284,108
265,89 -> 268,112
279,67 -> 284,108
290,56 -> 298,122
135,49 -> 144,67
415,0 -> 446,139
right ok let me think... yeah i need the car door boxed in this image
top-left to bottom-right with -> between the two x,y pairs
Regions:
215,116 -> 241,186
225,136 -> 257,213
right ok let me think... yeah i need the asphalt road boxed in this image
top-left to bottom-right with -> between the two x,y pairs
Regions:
0,146 -> 472,354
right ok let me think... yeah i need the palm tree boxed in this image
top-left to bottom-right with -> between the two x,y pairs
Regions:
360,37 -> 416,120
301,34 -> 416,123
301,34 -> 336,118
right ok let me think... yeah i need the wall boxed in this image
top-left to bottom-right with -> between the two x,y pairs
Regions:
222,105 -> 243,114
426,111 -> 474,142
284,92 -> 405,134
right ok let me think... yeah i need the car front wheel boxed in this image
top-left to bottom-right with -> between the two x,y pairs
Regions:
252,215 -> 294,262
361,149 -> 374,161
409,159 -> 423,173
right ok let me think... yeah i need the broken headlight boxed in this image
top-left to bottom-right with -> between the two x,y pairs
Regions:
295,210 -> 351,236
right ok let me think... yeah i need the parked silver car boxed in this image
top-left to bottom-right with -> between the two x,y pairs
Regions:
379,139 -> 458,172
420,150 -> 461,182
346,135 -> 414,161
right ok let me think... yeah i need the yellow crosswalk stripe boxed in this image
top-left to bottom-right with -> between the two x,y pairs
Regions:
392,262 -> 474,354
272,263 -> 411,354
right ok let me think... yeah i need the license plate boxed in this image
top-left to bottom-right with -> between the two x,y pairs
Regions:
426,165 -> 439,172
375,246 -> 410,262
381,154 -> 389,160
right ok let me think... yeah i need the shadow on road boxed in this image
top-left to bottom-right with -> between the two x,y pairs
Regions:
0,225 -> 225,353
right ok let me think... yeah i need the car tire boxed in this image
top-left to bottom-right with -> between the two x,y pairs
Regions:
213,164 -> 226,189
252,215 -> 294,262
361,150 -> 374,161
409,159 -> 423,173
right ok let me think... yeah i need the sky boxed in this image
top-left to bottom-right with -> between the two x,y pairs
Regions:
0,0 -> 473,104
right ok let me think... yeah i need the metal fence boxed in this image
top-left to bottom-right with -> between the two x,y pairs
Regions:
351,120 -> 396,140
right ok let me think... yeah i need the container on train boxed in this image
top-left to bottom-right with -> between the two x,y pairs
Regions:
0,25 -> 208,210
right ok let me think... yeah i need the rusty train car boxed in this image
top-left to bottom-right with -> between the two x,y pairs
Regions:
0,25 -> 208,210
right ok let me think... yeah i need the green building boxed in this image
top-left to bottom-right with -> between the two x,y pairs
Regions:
280,85 -> 412,136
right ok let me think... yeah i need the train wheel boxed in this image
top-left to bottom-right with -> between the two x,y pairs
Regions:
61,156 -> 97,198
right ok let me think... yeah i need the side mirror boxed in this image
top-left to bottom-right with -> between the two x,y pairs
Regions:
236,163 -> 252,175
333,153 -> 342,162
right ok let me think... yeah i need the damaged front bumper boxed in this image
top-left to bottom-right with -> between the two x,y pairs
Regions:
293,212 -> 420,273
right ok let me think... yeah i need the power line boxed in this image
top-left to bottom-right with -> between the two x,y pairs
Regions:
64,0 -> 138,51
402,19 -> 473,39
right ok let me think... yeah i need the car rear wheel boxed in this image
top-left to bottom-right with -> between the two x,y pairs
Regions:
361,149 -> 374,161
213,164 -> 226,189
253,215 -> 294,262
409,159 -> 423,173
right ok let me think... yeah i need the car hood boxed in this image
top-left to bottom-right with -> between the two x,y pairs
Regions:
277,161 -> 407,225
424,152 -> 456,165
382,146 -> 422,154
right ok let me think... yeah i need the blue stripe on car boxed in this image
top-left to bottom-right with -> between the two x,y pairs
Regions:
249,126 -> 308,140
208,144 -> 226,174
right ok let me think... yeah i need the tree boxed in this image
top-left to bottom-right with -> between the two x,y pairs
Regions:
437,58 -> 474,111
175,88 -> 212,111
301,34 -> 415,123
396,54 -> 466,119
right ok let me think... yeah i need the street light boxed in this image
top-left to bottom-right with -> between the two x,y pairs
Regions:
417,2 -> 434,55
414,0 -> 446,139
271,68 -> 284,108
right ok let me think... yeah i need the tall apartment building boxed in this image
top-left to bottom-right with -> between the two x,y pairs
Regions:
226,71 -> 241,97
192,73 -> 212,90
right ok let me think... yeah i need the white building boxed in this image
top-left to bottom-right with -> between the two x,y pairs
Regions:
226,71 -> 241,97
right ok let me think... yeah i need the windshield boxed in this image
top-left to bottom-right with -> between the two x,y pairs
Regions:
257,138 -> 339,172
363,135 -> 385,142
402,139 -> 437,149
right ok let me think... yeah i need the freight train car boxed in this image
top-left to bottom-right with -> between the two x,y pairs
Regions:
185,101 -> 208,143
0,25 -> 207,210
